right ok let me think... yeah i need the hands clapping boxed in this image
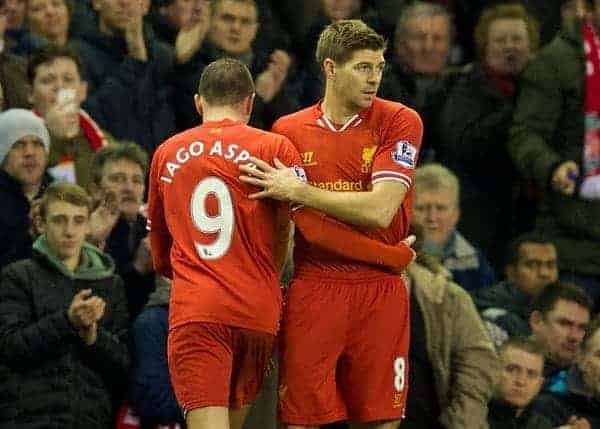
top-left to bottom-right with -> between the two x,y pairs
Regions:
67,289 -> 106,345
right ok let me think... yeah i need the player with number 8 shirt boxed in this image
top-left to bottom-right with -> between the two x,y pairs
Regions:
239,20 -> 423,428
147,59 -> 417,429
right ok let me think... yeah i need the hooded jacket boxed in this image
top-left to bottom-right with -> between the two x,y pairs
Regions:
0,236 -> 130,429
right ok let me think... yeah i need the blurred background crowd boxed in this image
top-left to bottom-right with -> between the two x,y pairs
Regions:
1,0 -> 600,428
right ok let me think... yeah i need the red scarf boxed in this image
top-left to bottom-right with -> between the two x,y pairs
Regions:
34,108 -> 108,153
580,21 -> 600,199
78,109 -> 108,151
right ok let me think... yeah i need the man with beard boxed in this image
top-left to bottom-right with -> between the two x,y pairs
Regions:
0,108 -> 51,270
87,142 -> 154,320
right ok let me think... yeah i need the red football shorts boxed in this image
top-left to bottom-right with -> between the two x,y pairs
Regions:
278,273 -> 410,425
167,322 -> 275,412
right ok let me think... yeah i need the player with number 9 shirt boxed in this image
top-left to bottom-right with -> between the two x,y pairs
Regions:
147,59 -> 301,429
147,59 -> 417,429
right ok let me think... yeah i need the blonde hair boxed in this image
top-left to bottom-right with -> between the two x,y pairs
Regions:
474,3 -> 540,60
415,163 -> 460,204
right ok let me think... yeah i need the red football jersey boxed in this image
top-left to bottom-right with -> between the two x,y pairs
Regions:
147,119 -> 302,334
272,98 -> 423,277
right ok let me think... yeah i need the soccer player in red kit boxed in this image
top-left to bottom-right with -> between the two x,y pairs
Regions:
147,59 -> 417,429
239,20 -> 424,429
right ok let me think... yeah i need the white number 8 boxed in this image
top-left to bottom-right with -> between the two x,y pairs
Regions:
190,177 -> 234,260
394,357 -> 405,392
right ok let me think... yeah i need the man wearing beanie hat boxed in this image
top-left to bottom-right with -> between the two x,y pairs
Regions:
0,108 -> 51,270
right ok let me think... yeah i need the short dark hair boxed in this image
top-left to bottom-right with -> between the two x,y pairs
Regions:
499,336 -> 545,362
530,281 -> 593,317
40,182 -> 93,219
316,19 -> 387,66
27,45 -> 84,84
505,233 -> 556,266
91,143 -> 149,185
198,58 -> 255,106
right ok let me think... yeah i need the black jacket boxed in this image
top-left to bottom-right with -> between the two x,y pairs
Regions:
172,42 -> 300,131
74,23 -> 176,154
535,367 -> 600,428
488,399 -> 553,429
0,240 -> 130,428
438,63 -> 520,265
473,280 -> 532,346
105,215 -> 155,320
0,170 -> 50,271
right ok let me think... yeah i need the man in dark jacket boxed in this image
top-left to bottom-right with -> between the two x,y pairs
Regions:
72,0 -> 176,154
171,0 -> 299,131
474,234 -> 558,347
534,315 -> 600,428
0,181 -> 130,428
88,143 -> 155,320
529,281 -> 592,387
438,3 -> 540,266
488,336 -> 553,429
508,0 -> 600,303
0,108 -> 51,270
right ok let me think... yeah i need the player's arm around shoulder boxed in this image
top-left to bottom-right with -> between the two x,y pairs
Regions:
239,108 -> 422,229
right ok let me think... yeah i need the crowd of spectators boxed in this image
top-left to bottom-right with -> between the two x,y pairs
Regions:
1,0 -> 600,428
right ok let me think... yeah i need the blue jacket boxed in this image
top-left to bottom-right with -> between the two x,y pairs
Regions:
425,230 -> 496,293
130,304 -> 183,426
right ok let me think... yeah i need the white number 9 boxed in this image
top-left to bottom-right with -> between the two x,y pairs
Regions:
190,177 -> 234,260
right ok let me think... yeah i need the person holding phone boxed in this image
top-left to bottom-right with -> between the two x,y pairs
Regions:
27,44 -> 111,188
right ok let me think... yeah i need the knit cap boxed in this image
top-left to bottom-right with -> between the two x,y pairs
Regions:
0,109 -> 50,164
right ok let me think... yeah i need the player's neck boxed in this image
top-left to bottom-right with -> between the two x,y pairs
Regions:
321,92 -> 360,125
202,108 -> 248,125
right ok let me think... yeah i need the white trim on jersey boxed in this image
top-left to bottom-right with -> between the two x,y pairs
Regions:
371,176 -> 411,188
371,170 -> 412,185
321,114 -> 360,132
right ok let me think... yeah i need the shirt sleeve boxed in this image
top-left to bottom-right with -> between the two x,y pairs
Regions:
269,136 -> 304,271
371,107 -> 423,188
147,149 -> 173,279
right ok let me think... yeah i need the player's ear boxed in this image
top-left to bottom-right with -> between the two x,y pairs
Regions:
244,93 -> 255,117
194,94 -> 203,117
323,58 -> 336,79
